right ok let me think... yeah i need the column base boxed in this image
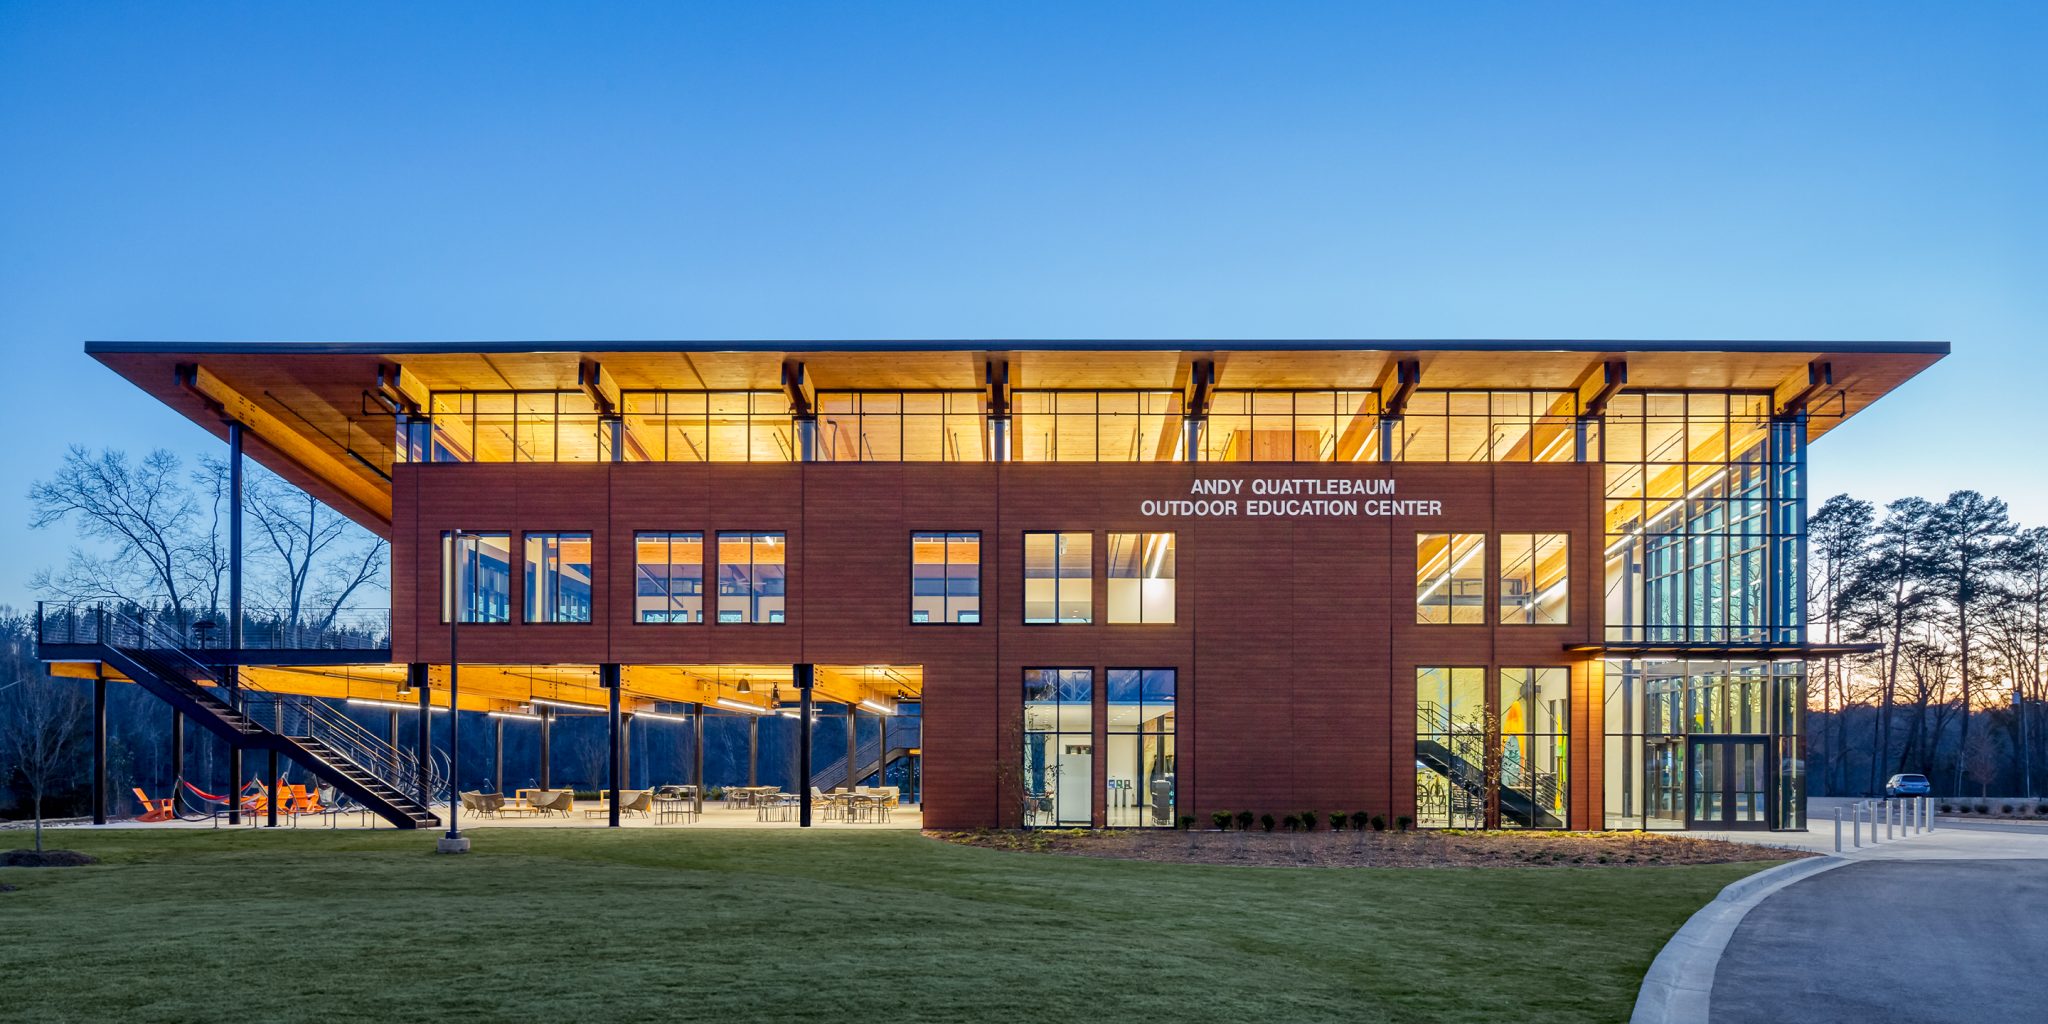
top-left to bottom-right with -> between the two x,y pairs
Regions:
434,834 -> 471,854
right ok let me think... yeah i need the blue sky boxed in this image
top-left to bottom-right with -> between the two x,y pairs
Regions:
1,2 -> 2043,607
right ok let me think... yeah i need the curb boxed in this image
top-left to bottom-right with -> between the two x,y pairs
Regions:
1629,856 -> 1847,1024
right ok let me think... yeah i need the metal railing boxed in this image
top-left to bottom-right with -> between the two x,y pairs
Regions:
37,602 -> 390,651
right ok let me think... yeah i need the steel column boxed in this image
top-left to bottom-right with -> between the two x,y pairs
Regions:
603,663 -> 622,828
540,707 -> 553,788
846,707 -> 858,790
170,708 -> 184,789
692,703 -> 705,814
796,664 -> 814,827
413,663 -> 431,803
495,717 -> 505,795
92,675 -> 107,825
226,420 -> 244,826
447,614 -> 462,840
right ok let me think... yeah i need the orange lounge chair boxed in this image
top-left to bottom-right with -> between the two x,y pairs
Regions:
287,785 -> 323,815
132,787 -> 175,822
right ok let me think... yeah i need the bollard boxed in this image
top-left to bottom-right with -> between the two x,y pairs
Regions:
1853,803 -> 1862,847
1887,799 -> 1894,839
1834,808 -> 1842,852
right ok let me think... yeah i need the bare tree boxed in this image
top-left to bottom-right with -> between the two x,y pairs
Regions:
28,447 -> 205,617
246,471 -> 388,629
0,667 -> 90,852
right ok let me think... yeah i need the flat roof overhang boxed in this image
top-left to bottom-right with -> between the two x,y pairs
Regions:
85,338 -> 1949,534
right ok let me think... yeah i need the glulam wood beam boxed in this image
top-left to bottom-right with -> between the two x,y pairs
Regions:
176,363 -> 393,524
1575,359 -> 1628,417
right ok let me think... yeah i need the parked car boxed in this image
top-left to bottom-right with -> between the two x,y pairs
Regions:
1885,773 -> 1931,799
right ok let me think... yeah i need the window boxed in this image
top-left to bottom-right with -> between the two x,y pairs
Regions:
1024,532 -> 1092,623
1389,390 -> 1578,463
417,392 -> 605,463
619,392 -> 795,462
523,533 -> 593,623
1415,667 -> 1486,828
1106,669 -> 1176,827
1201,390 -> 1381,461
1499,668 -> 1569,828
1107,532 -> 1175,624
1416,533 -> 1486,624
634,532 -> 704,623
911,532 -> 981,624
1013,391 -> 1184,462
1499,533 -> 1569,625
441,532 -> 512,623
717,532 -> 786,624
818,392 -> 987,461
1023,668 -> 1094,826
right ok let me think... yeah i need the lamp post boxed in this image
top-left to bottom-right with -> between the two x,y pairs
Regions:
438,530 -> 471,854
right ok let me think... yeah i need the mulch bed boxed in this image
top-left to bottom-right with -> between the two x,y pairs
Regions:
930,828 -> 1816,868
1,849 -> 101,868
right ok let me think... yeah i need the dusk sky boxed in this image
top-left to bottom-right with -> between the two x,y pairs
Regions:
2,2 -> 2043,609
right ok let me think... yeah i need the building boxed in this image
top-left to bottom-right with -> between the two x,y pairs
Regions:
43,339 -> 1945,832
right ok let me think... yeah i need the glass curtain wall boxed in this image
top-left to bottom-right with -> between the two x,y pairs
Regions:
441,532 -> 512,623
716,532 -> 786,623
1390,391 -> 1577,462
1201,391 -> 1381,461
1499,668 -> 1569,828
634,531 -> 704,623
419,392 -> 606,463
523,533 -> 594,623
817,392 -> 986,461
619,392 -> 795,462
1415,667 -> 1486,828
1105,669 -> 1176,827
1106,532 -> 1175,624
1023,668 -> 1094,826
1013,391 -> 1184,462
911,532 -> 981,623
1603,658 -> 1805,829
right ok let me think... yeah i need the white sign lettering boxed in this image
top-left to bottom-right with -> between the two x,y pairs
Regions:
1140,478 -> 1443,518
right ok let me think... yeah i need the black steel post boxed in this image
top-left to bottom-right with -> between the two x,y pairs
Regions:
692,703 -> 705,814
267,699 -> 281,828
604,663 -> 622,828
226,420 -> 244,826
879,716 -> 888,791
413,664 -> 431,804
540,707 -> 553,788
170,708 -> 184,789
796,663 -> 814,827
92,675 -> 107,824
447,609 -> 461,841
846,707 -> 858,790
622,716 -> 632,789
495,716 -> 505,795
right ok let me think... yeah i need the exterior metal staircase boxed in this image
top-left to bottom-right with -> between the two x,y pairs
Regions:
811,717 -> 920,793
53,610 -> 442,830
1415,701 -> 1564,828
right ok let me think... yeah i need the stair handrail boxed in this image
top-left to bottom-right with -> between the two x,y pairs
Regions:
110,607 -> 444,805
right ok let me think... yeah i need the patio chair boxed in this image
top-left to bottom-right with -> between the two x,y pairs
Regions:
812,787 -> 840,822
619,790 -> 653,817
132,787 -> 176,822
540,790 -> 574,816
480,793 -> 506,817
459,791 -> 485,815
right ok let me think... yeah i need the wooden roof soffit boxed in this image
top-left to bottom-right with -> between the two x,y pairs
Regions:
1575,359 -> 1628,417
175,362 -> 394,523
985,358 -> 1010,418
1183,359 -> 1215,419
375,363 -> 428,415
781,359 -> 814,419
1773,360 -> 1833,417
578,359 -> 620,417
1378,358 -> 1421,418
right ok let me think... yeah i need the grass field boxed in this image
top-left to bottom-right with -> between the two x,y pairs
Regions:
0,828 -> 1772,1023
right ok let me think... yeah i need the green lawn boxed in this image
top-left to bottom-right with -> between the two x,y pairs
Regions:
0,828 -> 1770,1023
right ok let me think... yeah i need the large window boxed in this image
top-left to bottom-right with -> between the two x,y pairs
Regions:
716,532 -> 786,623
1106,668 -> 1176,827
1013,391 -> 1184,462
1201,390 -> 1381,462
1390,390 -> 1578,462
1415,667 -> 1486,829
1023,668 -> 1094,826
1499,668 -> 1569,829
421,392 -> 606,463
1024,532 -> 1092,624
1602,392 -> 1801,645
441,532 -> 512,623
523,533 -> 593,623
818,392 -> 986,461
620,391 -> 795,462
911,532 -> 981,624
634,532 -> 704,623
1499,533 -> 1569,625
1416,533 -> 1487,624
1603,658 -> 1804,830
1106,532 -> 1175,624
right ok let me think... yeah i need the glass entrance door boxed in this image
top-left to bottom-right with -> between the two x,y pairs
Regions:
1688,738 -> 1769,830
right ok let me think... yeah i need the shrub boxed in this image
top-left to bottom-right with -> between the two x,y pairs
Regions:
1178,815 -> 1194,830
1939,803 -> 1953,813
1371,814 -> 1386,832
1211,811 -> 1233,831
1237,810 -> 1255,831
1260,813 -> 1276,832
1281,814 -> 1301,832
1976,805 -> 1991,815
2001,804 -> 2015,815
1301,810 -> 1320,832
1356,811 -> 1373,831
1329,812 -> 1349,832
1396,815 -> 1413,832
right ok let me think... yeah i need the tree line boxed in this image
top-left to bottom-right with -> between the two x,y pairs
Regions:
1807,490 -> 2047,797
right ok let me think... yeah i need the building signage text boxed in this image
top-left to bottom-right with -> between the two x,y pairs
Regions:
1141,477 -> 1443,518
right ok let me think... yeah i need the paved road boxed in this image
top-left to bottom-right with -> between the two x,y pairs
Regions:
1709,859 -> 2048,1024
